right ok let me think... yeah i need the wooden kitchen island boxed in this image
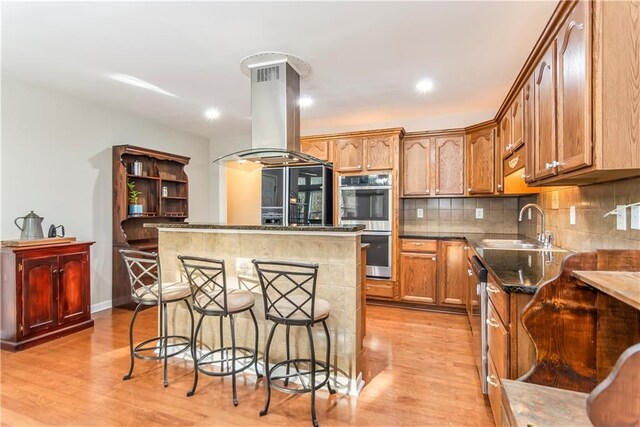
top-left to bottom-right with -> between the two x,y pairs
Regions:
147,223 -> 366,395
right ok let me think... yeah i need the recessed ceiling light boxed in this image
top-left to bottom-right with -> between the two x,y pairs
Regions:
109,74 -> 176,97
204,108 -> 221,121
298,96 -> 313,108
416,79 -> 434,94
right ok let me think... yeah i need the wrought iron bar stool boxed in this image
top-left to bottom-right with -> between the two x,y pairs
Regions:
120,249 -> 194,387
252,260 -> 335,427
178,255 -> 262,405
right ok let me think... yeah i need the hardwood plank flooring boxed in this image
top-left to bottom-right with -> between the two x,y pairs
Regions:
0,305 -> 493,426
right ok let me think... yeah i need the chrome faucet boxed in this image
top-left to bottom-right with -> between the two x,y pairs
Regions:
518,203 -> 552,247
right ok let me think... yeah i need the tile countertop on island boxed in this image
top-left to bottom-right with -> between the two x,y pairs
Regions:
399,233 -> 573,294
144,222 -> 366,233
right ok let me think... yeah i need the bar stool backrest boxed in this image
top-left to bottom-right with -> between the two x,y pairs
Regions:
120,249 -> 162,302
252,259 -> 319,324
178,256 -> 228,314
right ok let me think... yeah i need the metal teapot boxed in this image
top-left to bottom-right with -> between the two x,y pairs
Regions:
14,211 -> 45,240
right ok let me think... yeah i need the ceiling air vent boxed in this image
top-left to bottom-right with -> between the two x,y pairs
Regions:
256,66 -> 280,83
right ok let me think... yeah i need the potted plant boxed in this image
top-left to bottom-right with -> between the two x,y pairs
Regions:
127,182 -> 143,216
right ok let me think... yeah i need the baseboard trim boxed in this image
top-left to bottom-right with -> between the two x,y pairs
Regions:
91,300 -> 112,313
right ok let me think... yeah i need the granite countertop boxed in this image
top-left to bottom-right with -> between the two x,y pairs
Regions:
399,232 -> 573,294
145,223 -> 366,233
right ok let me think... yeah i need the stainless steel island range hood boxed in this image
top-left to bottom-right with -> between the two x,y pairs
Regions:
212,55 -> 329,167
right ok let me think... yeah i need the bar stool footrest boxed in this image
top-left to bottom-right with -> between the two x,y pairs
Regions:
267,358 -> 331,394
133,335 -> 191,361
195,346 -> 257,376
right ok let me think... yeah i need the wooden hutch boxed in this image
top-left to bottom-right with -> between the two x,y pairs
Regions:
112,145 -> 190,309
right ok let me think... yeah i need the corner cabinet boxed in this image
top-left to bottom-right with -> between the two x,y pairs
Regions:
435,136 -> 465,195
466,128 -> 496,194
1,242 -> 94,351
300,139 -> 333,162
112,145 -> 190,309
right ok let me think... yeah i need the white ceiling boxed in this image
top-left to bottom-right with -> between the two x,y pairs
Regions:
2,1 -> 557,139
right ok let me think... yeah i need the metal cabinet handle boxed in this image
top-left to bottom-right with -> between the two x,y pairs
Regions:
487,317 -> 501,328
431,257 -> 437,261
487,375 -> 499,388
59,268 -> 64,274
467,187 -> 472,192
545,162 -> 552,170
367,164 -> 370,168
551,160 -> 560,167
467,269 -> 473,277
435,189 -> 440,194
413,242 -> 424,246
464,246 -> 469,250
497,184 -> 503,190
52,269 -> 58,274
487,284 -> 500,294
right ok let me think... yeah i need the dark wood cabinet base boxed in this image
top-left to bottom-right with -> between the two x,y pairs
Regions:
1,318 -> 94,352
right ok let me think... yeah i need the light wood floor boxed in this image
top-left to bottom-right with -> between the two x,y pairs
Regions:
0,305 -> 493,426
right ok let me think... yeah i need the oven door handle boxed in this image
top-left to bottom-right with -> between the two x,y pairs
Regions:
338,186 -> 392,191
362,230 -> 392,236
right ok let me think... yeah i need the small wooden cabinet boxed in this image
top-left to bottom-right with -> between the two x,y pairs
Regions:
400,252 -> 437,304
335,138 -> 364,172
511,91 -> 524,153
533,43 -> 558,180
301,139 -> 332,162
524,74 -> 536,183
500,114 -> 512,159
437,240 -> 467,307
435,136 -> 465,195
402,138 -> 431,196
466,128 -> 496,194
365,136 -> 394,171
1,242 -> 94,351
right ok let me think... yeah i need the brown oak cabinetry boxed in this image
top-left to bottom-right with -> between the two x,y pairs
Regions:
300,139 -> 332,162
533,43 -> 558,180
510,91 -> 524,153
399,239 -> 466,309
524,75 -> 536,183
364,136 -> 394,171
402,138 -> 431,196
435,136 -> 465,195
466,128 -> 496,194
500,114 -> 512,159
1,242 -> 94,351
334,138 -> 363,172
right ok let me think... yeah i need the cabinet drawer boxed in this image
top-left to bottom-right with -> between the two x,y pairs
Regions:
400,239 -> 438,253
487,356 -> 503,427
487,275 -> 509,324
365,281 -> 394,299
487,300 -> 509,379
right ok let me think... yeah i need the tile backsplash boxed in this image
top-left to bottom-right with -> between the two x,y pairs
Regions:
401,197 -> 520,235
518,176 -> 640,252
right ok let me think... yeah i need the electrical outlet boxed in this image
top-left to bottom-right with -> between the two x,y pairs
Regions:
417,208 -> 424,218
475,208 -> 484,219
617,205 -> 627,230
552,191 -> 559,210
631,205 -> 640,230
570,206 -> 576,225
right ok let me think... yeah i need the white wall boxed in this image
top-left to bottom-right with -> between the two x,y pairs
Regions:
1,77 -> 211,309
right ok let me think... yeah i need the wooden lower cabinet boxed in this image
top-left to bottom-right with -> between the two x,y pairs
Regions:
365,280 -> 394,299
1,242 -> 94,351
399,239 -> 466,309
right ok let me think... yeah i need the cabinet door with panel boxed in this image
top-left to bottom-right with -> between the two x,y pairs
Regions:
511,90 -> 524,152
524,74 -> 536,182
435,136 -> 464,195
466,129 -> 495,194
335,138 -> 363,172
301,139 -> 332,162
556,0 -> 591,173
500,114 -> 512,159
57,252 -> 90,325
402,138 -> 431,196
438,240 -> 467,307
534,43 -> 558,179
400,252 -> 437,304
21,255 -> 58,337
365,136 -> 394,171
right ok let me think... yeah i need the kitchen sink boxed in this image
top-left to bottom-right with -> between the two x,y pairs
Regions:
480,239 -> 567,252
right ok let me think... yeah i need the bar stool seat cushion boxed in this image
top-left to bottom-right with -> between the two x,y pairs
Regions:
273,296 -> 331,320
195,289 -> 255,313
134,281 -> 191,302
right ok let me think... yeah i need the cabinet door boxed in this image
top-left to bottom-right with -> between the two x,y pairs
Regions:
438,241 -> 467,307
365,136 -> 394,171
400,252 -> 437,304
534,43 -> 558,179
435,136 -> 464,195
466,129 -> 495,194
524,74 -> 536,183
301,139 -> 331,162
557,0 -> 591,173
58,252 -> 90,324
21,255 -> 58,336
500,114 -> 512,158
511,90 -> 524,151
335,138 -> 363,172
402,138 -> 431,196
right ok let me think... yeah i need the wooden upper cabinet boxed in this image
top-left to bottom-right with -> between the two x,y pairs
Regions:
400,252 -> 437,304
524,74 -> 536,183
365,136 -> 394,171
335,138 -> 364,172
438,240 -> 467,307
22,256 -> 58,337
466,128 -> 495,194
557,0 -> 591,173
500,114 -> 512,159
435,136 -> 464,195
511,90 -> 524,151
300,139 -> 331,162
402,138 -> 431,196
534,43 -> 558,179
